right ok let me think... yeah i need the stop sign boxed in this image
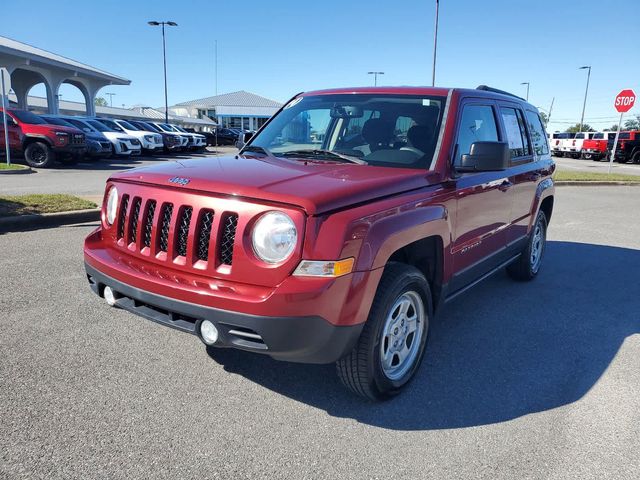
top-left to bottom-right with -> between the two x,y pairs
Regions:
614,89 -> 636,113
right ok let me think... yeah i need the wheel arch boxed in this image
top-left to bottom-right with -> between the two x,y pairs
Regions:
22,134 -> 53,149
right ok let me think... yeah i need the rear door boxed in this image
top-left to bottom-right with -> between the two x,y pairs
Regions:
499,104 -> 549,246
449,100 -> 513,292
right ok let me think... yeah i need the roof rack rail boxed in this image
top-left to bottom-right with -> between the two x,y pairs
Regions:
476,85 -> 526,101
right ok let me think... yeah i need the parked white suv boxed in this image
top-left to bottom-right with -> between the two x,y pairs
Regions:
84,118 -> 142,156
150,122 -> 190,150
173,125 -> 207,151
559,131 -> 594,158
111,119 -> 163,153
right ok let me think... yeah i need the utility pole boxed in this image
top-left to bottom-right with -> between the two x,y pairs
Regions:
367,71 -> 384,86
548,97 -> 554,124
521,82 -> 530,101
105,92 -> 115,107
215,40 -> 218,96
148,21 -> 178,123
432,0 -> 439,86
579,66 -> 591,132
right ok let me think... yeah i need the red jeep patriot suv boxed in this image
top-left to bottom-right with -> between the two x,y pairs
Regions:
85,86 -> 555,399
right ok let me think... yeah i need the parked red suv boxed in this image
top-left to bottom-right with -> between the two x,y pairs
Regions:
85,86 -> 555,399
0,108 -> 87,167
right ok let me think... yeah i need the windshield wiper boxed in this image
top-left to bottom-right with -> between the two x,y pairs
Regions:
279,149 -> 366,164
241,145 -> 272,156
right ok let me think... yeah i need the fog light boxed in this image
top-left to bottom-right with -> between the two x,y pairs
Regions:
103,286 -> 118,306
200,320 -> 219,345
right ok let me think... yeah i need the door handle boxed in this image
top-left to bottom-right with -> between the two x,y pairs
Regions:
498,180 -> 513,192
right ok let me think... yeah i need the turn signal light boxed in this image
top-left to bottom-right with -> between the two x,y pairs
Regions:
293,258 -> 355,277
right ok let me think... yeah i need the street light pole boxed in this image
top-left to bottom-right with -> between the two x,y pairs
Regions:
148,21 -> 178,123
579,66 -> 591,132
367,71 -> 384,86
432,0 -> 439,87
105,92 -> 115,107
521,82 -> 530,101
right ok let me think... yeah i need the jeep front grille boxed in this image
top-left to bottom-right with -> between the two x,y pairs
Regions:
219,214 -> 238,265
115,198 -> 238,266
196,209 -> 214,261
158,203 -> 173,253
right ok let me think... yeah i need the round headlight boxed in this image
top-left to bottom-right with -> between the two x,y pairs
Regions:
252,212 -> 297,264
105,186 -> 118,226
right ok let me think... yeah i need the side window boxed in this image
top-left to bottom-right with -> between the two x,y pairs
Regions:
525,111 -> 549,155
500,107 -> 531,159
454,105 -> 499,165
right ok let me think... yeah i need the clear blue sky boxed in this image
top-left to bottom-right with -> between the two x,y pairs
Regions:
4,0 -> 639,131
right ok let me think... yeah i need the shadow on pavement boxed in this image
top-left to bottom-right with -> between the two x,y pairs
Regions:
206,241 -> 640,430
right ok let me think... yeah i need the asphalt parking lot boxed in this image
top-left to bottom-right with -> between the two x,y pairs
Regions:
1,186 -> 639,479
553,155 -> 640,176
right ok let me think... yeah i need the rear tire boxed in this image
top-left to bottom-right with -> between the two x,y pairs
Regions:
24,141 -> 55,168
507,210 -> 547,281
632,152 -> 640,164
336,262 -> 432,400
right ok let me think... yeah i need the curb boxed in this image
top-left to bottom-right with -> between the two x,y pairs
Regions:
0,166 -> 32,175
555,181 -> 640,186
0,208 -> 100,233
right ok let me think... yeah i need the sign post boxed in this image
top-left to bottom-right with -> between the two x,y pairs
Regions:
0,67 -> 11,166
609,89 -> 636,173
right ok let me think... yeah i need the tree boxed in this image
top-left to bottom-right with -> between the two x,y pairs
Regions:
623,115 -> 640,130
604,124 -> 618,132
539,111 -> 549,127
565,123 -> 594,133
94,96 -> 108,107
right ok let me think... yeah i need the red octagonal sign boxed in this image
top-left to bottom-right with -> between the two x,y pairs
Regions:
615,89 -> 636,113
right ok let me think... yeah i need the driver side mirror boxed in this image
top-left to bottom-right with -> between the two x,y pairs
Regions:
457,141 -> 510,172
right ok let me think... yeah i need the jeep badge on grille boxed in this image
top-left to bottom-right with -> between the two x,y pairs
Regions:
168,177 -> 190,186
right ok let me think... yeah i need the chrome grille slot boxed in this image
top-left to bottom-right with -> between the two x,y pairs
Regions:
158,203 -> 173,252
175,206 -> 193,257
117,195 -> 129,239
196,209 -> 214,261
219,213 -> 238,265
142,200 -> 156,248
128,198 -> 141,244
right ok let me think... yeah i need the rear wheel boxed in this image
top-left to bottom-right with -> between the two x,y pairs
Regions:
632,152 -> 640,164
507,210 -> 547,281
336,263 -> 431,400
24,141 -> 55,168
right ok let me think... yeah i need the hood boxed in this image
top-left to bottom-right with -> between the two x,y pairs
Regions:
36,124 -> 83,136
109,154 -> 441,214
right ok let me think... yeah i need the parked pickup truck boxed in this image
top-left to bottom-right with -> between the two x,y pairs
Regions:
612,130 -> 640,163
549,132 -> 572,157
0,108 -> 86,167
85,85 -> 555,399
560,131 -> 594,158
581,132 -> 617,161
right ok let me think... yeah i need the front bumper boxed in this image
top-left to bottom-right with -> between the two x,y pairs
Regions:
85,262 -> 364,364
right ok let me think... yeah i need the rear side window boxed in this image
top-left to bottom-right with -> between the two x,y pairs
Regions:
525,111 -> 549,155
454,105 -> 499,165
500,107 -> 531,158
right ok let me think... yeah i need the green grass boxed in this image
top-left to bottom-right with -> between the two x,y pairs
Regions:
0,163 -> 29,171
0,194 -> 97,217
553,170 -> 640,183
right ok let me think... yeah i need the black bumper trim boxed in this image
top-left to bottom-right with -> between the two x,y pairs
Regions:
85,263 -> 363,364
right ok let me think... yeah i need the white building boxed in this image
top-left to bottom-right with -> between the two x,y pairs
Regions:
169,90 -> 282,131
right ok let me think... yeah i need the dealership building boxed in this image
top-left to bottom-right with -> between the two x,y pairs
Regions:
169,91 -> 282,131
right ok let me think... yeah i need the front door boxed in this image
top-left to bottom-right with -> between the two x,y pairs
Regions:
449,101 -> 513,293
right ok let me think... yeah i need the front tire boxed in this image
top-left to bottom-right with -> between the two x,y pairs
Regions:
507,210 -> 547,281
336,263 -> 432,400
24,141 -> 55,168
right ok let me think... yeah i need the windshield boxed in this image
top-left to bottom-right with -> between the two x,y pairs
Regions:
65,118 -> 95,133
89,120 -> 116,132
162,124 -> 180,132
249,94 -> 446,169
137,122 -> 159,132
41,116 -> 75,128
117,120 -> 139,131
10,109 -> 46,124
175,126 -> 187,133
96,119 -> 123,132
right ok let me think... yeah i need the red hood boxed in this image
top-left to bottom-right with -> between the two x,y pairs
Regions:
29,124 -> 83,135
109,155 -> 440,214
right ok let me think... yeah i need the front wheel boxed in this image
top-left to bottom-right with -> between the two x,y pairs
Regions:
24,141 -> 55,168
507,210 -> 548,281
336,263 -> 431,400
